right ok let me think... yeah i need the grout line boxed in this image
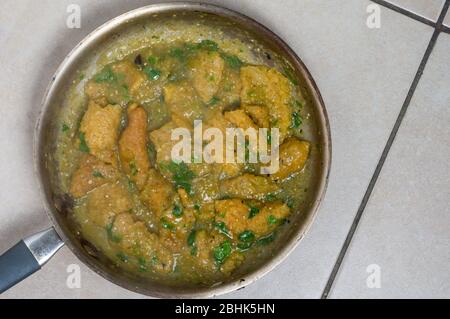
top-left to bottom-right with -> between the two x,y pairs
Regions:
321,0 -> 450,300
442,25 -> 450,34
371,0 -> 437,28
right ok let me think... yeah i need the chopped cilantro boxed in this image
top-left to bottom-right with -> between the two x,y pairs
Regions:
143,66 -> 161,80
222,54 -> 243,69
62,123 -> 70,133
92,171 -> 104,178
147,55 -> 158,65
116,252 -> 128,262
95,67 -> 116,83
160,217 -> 175,230
248,206 -> 260,219
106,222 -> 121,243
207,96 -> 220,106
213,240 -> 232,264
268,215 -> 278,225
160,161 -> 195,194
290,112 -> 303,129
282,66 -> 298,86
238,230 -> 255,243
215,221 -> 232,238
129,161 -> 138,176
197,39 -> 219,51
78,132 -> 90,153
172,204 -> 183,218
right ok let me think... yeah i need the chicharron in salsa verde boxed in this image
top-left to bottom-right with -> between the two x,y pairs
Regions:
54,26 -> 318,286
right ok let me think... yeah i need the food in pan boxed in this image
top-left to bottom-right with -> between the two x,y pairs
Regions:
55,24 -> 318,286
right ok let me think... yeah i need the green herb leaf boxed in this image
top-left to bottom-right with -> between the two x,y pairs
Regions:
172,204 -> 183,218
282,67 -> 299,86
127,180 -> 137,192
95,67 -> 116,83
129,161 -> 138,176
78,132 -> 90,153
266,130 -> 272,145
62,123 -> 70,133
147,55 -> 158,65
248,206 -> 260,219
238,230 -> 255,243
198,39 -> 219,51
286,198 -> 294,209
116,252 -> 128,262
160,161 -> 195,194
213,240 -> 232,264
92,171 -> 104,178
138,257 -> 147,272
207,96 -> 220,106
290,112 -> 303,129
160,217 -> 175,230
222,54 -> 243,69
268,215 -> 278,225
169,48 -> 186,60
292,99 -> 304,108
187,230 -> 196,247
106,221 -> 121,243
143,66 -> 161,81
264,193 -> 277,202
215,221 -> 232,238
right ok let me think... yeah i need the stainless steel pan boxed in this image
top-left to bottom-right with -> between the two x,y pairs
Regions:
0,2 -> 331,298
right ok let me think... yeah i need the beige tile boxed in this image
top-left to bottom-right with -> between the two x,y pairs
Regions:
0,0 -> 433,298
330,33 -> 450,299
384,0 -> 445,21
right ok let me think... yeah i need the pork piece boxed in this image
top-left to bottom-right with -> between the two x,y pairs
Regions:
247,202 -> 290,237
69,154 -> 119,198
220,251 -> 244,275
110,213 -> 173,273
118,104 -> 150,190
224,109 -> 258,131
244,105 -> 270,128
163,81 -> 203,122
240,65 -> 292,141
149,114 -> 192,175
271,138 -> 310,181
215,199 -> 290,239
219,174 -> 280,200
214,199 -> 250,237
86,182 -> 132,228
85,61 -> 146,105
111,60 -> 146,96
79,100 -> 122,165
190,51 -> 225,103
140,169 -> 175,217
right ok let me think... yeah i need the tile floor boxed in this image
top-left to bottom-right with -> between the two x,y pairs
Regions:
0,0 -> 448,298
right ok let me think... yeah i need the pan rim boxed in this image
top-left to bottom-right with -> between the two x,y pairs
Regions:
33,1 -> 332,298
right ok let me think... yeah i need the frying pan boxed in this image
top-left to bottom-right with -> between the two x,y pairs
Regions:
0,2 -> 331,298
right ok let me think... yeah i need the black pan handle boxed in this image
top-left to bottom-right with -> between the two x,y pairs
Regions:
0,228 -> 64,294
